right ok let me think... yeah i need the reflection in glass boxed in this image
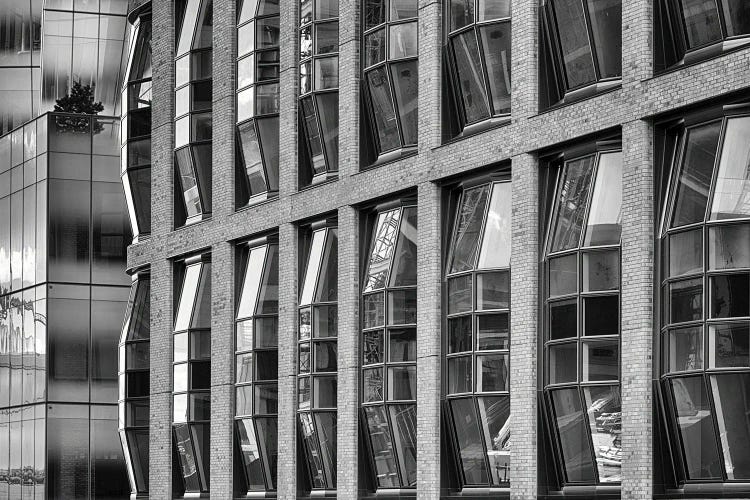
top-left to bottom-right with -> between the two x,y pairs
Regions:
551,388 -> 596,482
671,376 -> 721,479
583,386 -> 621,482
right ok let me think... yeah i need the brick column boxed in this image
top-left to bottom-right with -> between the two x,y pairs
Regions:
210,241 -> 234,498
510,0 -> 539,121
510,153 -> 539,500
620,120 -> 654,500
149,258 -> 174,498
418,0 -> 442,150
337,205 -> 360,497
622,0 -> 654,87
339,0 -> 360,179
416,181 -> 441,500
277,222 -> 299,499
279,0 -> 299,196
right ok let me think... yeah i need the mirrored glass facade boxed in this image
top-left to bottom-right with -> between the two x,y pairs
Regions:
542,147 -> 623,486
234,239 -> 279,494
298,0 -> 338,185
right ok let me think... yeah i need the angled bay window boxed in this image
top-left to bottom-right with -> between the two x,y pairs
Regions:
658,107 -> 750,490
298,0 -> 339,186
121,8 -> 152,242
174,0 -> 213,226
234,237 -> 279,494
443,0 -> 511,139
541,145 -> 623,488
235,0 -> 280,207
444,177 -> 512,490
540,0 -> 621,108
361,0 -> 418,165
361,202 -> 418,490
297,222 -> 338,491
118,270 -> 150,496
172,256 -> 211,495
655,0 -> 750,71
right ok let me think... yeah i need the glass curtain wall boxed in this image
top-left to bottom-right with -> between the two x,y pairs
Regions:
297,223 -> 338,491
444,0 -> 511,137
298,0 -> 339,186
361,0 -> 418,164
542,147 -> 623,486
235,0 -> 280,207
659,109 -> 750,485
444,179 -> 512,489
0,0 -> 42,136
540,0 -> 621,107
234,239 -> 279,493
361,203 -> 418,490
118,270 -> 150,496
172,256 -> 211,495
174,0 -> 212,226
121,8 -> 152,242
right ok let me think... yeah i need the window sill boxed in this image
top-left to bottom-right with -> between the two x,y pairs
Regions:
441,486 -> 510,498
660,482 -> 750,498
541,484 -> 620,499
652,37 -> 750,80
298,173 -> 338,193
175,212 -> 211,231
363,146 -> 418,170
236,191 -> 279,212
539,80 -> 622,116
438,116 -> 511,149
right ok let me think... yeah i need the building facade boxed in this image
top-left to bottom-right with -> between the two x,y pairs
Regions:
120,0 -> 750,498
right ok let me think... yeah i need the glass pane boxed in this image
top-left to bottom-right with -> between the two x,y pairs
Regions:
391,0 -> 417,19
669,278 -> 703,323
389,22 -> 417,59
300,308 -> 312,341
173,423 -> 200,491
388,328 -> 416,362
451,185 -> 490,273
315,229 -> 338,302
548,343 -> 577,384
710,373 -> 750,479
314,57 -> 338,90
448,315 -> 473,354
365,29 -> 386,67
313,376 -> 336,408
255,351 -> 278,381
583,386 -> 622,482
389,404 -> 418,486
254,384 -> 278,414
237,121 -> 267,197
450,0 -> 474,31
388,290 -> 417,325
387,366 -> 416,400
315,92 -> 339,170
669,229 -> 703,277
175,264 -> 201,331
477,182 -> 512,268
479,23 -> 512,115
314,305 -> 338,338
451,31 -> 491,125
257,17 -> 279,49
365,0 -> 386,28
236,385 -> 253,415
708,323 -> 749,368
550,156 -> 596,252
549,299 -> 577,340
670,376 -> 722,479
448,274 -> 472,314
586,0 -> 621,79
710,274 -> 749,318
710,117 -> 750,220
48,180 -> 91,283
552,0 -> 596,89
315,21 -> 338,54
256,417 -> 278,488
300,229 -> 325,306
314,342 -> 337,372
722,0 -> 750,36
476,354 -> 508,392
582,341 -> 618,381
315,412 -> 338,487
363,367 -> 383,401
671,122 -> 722,227
709,225 -> 750,270
364,292 -> 385,329
477,313 -> 509,350
364,406 -> 398,488
364,209 -> 401,291
238,245 -> 266,319
680,0 -> 722,49
256,317 -> 277,348
583,250 -> 619,292
448,355 -> 472,394
476,271 -> 509,310
666,326 -> 703,372
390,61 -> 418,146
549,254 -> 577,297
478,0 -> 511,20
584,152 -> 623,246
550,388 -> 596,482
366,67 -> 400,152
363,330 -> 384,365
298,377 -> 311,409
236,352 -> 253,383
478,396 -> 511,485
259,246 -> 280,316
299,412 -> 325,488
299,343 -> 311,372
316,0 -> 338,18
236,419 -> 265,490
583,295 -> 618,336
236,320 -> 253,351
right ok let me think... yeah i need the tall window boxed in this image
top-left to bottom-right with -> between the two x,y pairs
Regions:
540,0 -> 621,108
118,270 -> 150,496
361,203 -> 418,490
234,239 -> 279,493
174,0 -> 213,226
298,0 -> 339,186
656,0 -> 750,70
444,178 -> 512,488
361,0 -> 418,164
121,9 -> 152,242
444,0 -> 511,138
659,109 -> 750,485
172,257 -> 211,494
236,0 -> 280,207
542,147 -> 623,487
298,223 -> 338,490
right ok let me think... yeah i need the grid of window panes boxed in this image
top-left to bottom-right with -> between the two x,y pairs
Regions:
235,0 -> 280,207
445,180 -> 512,487
234,241 -> 279,493
362,0 -> 418,159
118,271 -> 150,496
543,149 -> 623,485
299,0 -> 339,184
445,0 -> 511,131
659,112 -> 750,483
361,205 -> 418,489
174,0 -> 212,225
121,11 -> 152,242
172,258 -> 211,494
540,0 -> 621,103
667,0 -> 750,53
297,226 -> 338,490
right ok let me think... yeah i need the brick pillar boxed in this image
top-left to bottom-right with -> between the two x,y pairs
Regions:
416,181 -> 442,500
510,153 -> 539,500
339,0 -> 360,179
337,205 -> 360,497
279,0 -> 299,196
622,0 -> 654,87
277,222 -> 299,499
621,120 -> 654,500
210,241 -> 234,498
418,0 -> 442,150
511,0 -> 539,121
149,258 -> 173,498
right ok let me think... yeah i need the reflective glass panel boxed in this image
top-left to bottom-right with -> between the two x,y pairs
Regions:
364,406 -> 398,487
582,341 -> 618,381
722,0 -> 750,36
388,404 -> 417,486
551,388 -> 596,482
584,153 -> 622,246
366,67 -> 400,152
451,31 -> 491,125
450,398 -> 490,484
477,182 -> 512,268
709,117 -> 750,220
478,396 -> 511,485
710,373 -> 750,479
709,225 -> 750,270
364,209 -> 400,291
582,386 -> 621,482
450,185 -> 489,273
479,23 -> 512,115
448,355 -> 472,394
549,254 -> 577,297
390,61 -> 418,146
548,343 -> 577,384
552,0 -> 596,89
680,0 -> 722,49
586,0 -> 621,79
708,323 -> 749,368
476,271 -> 509,310
669,229 -> 703,277
582,251 -> 619,292
550,156 -> 596,252
666,326 -> 703,372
